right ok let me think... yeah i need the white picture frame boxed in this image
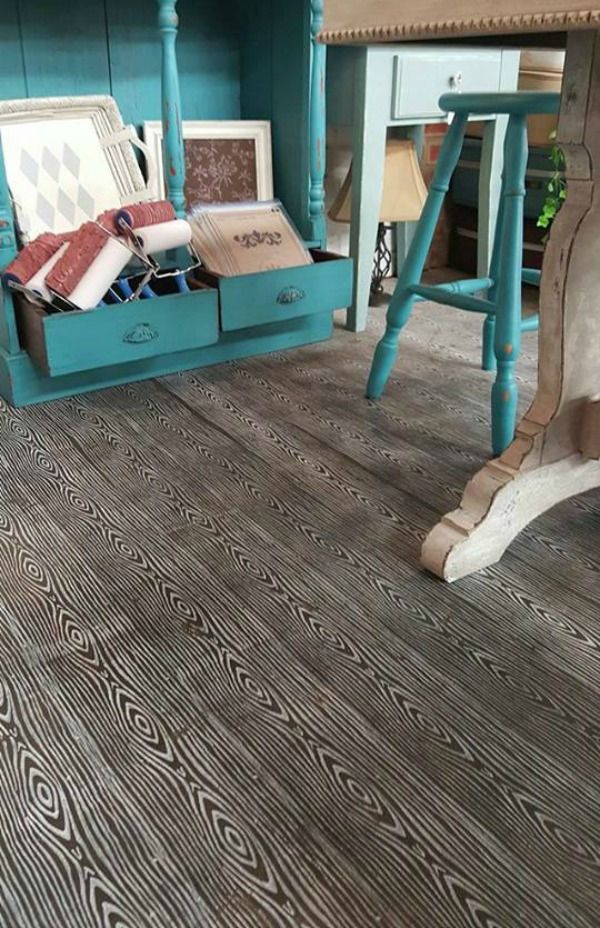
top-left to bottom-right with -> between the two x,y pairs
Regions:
0,95 -> 149,242
143,120 -> 274,207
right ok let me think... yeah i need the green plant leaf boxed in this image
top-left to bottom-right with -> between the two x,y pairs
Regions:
537,140 -> 566,230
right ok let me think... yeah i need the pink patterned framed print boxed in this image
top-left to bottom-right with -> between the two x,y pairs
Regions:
143,121 -> 273,209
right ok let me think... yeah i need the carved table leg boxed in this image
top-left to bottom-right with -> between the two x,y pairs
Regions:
422,29 -> 600,581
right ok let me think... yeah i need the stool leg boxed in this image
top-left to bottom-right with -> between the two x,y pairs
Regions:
481,174 -> 507,372
491,114 -> 528,456
367,115 -> 468,399
482,315 -> 496,371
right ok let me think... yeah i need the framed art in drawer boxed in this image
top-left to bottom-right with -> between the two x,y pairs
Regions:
143,121 -> 274,208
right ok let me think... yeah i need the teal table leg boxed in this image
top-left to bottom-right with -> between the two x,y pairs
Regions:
394,124 -> 425,273
367,114 -> 468,399
491,114 -> 528,455
347,49 -> 388,332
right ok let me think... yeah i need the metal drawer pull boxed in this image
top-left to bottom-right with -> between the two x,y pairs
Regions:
449,72 -> 463,88
277,286 -> 306,305
123,323 -> 159,344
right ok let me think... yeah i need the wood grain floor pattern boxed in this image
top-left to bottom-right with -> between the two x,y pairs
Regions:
1,296 -> 599,928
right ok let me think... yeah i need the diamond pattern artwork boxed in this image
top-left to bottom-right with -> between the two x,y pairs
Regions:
20,149 -> 39,187
62,143 -> 81,179
1,117 -> 123,240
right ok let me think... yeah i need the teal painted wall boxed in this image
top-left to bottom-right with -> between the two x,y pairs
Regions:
0,0 -> 241,124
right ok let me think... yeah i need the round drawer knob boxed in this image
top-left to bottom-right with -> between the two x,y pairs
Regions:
449,72 -> 463,88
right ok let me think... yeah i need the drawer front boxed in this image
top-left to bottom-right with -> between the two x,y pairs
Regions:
38,289 -> 219,377
392,52 -> 502,121
219,253 -> 353,332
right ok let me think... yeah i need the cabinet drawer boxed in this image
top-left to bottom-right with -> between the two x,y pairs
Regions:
16,286 -> 219,377
392,52 -> 502,120
197,251 -> 353,333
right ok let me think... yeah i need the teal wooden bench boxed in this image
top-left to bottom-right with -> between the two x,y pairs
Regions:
366,90 -> 560,456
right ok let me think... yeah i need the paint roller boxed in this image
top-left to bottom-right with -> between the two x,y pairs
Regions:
6,202 -> 192,311
45,222 -> 132,310
99,201 -> 192,254
103,200 -> 177,234
3,231 -> 79,301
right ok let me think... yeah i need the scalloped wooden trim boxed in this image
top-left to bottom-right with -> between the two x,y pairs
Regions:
419,29 -> 600,581
317,9 -> 600,43
421,454 -> 600,581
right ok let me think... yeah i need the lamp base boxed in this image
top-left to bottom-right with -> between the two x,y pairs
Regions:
371,222 -> 392,294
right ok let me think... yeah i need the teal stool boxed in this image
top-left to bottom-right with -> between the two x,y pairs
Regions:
366,91 -> 560,456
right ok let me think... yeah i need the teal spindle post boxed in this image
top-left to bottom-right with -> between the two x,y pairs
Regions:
366,114 -> 468,399
490,113 -> 528,455
481,167 -> 508,372
158,0 -> 186,218
0,138 -> 21,353
0,143 -> 17,272
309,0 -> 326,246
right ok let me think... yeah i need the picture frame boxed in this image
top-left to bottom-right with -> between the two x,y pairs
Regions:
143,120 -> 274,208
189,201 -> 312,277
0,95 -> 149,242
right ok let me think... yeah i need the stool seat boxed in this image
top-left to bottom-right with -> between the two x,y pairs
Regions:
366,90 -> 561,455
439,90 -> 560,115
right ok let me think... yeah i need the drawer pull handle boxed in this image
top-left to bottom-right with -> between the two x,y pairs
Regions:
123,323 -> 158,344
277,286 -> 306,305
449,72 -> 463,88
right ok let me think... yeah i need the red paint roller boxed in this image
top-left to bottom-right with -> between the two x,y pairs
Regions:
4,231 -> 77,299
99,201 -> 191,254
99,200 -> 176,234
4,233 -> 66,286
45,222 -> 131,310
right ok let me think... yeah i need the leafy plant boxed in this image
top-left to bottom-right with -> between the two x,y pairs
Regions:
537,134 -> 566,230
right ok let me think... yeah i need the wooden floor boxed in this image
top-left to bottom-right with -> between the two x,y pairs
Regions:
1,293 -> 599,928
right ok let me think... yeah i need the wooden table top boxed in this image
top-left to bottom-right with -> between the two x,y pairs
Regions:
319,0 -> 600,44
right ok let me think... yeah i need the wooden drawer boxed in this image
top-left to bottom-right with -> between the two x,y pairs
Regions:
196,250 -> 353,333
392,51 -> 503,121
16,286 -> 219,377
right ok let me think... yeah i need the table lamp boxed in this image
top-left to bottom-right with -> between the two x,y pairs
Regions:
329,138 -> 427,292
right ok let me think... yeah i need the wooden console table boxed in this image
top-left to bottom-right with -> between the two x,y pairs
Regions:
320,0 -> 600,581
327,44 -> 520,331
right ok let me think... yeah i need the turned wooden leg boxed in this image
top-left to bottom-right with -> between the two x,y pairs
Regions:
158,0 -> 185,218
366,114 -> 468,398
422,29 -> 600,581
366,291 -> 416,399
481,314 -> 496,371
490,114 -> 527,456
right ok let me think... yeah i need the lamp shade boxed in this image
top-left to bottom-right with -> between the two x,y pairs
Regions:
328,139 -> 427,224
468,49 -> 564,146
